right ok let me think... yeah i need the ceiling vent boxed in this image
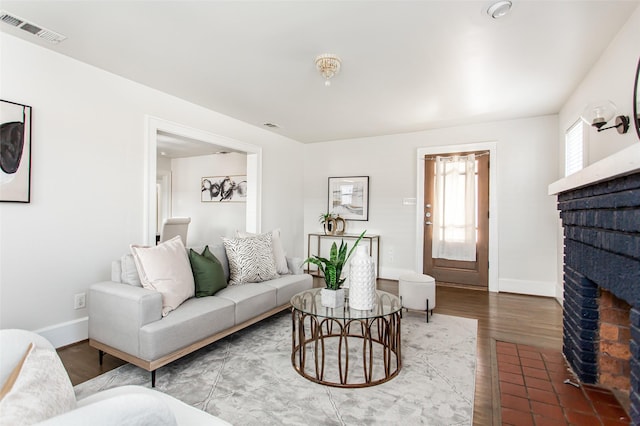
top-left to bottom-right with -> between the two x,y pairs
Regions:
0,11 -> 66,44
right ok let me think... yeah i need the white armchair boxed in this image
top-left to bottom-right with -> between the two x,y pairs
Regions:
0,329 -> 230,425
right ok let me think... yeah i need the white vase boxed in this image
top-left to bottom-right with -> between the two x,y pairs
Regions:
349,246 -> 376,310
321,288 -> 345,308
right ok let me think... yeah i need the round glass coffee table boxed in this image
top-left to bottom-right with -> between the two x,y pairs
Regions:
290,288 -> 402,388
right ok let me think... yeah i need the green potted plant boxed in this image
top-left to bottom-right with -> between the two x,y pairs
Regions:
319,212 -> 336,235
303,230 -> 366,308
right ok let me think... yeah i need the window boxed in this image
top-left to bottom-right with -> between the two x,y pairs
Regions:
565,120 -> 585,176
432,154 -> 477,261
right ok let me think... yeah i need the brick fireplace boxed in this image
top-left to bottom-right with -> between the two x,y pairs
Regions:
557,171 -> 640,422
599,289 -> 631,392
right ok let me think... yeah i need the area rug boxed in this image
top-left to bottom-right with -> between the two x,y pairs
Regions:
75,311 -> 477,425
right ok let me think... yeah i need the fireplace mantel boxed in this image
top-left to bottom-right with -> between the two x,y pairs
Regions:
549,143 -> 640,195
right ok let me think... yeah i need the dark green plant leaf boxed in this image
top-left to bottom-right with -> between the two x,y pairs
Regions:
301,230 -> 367,290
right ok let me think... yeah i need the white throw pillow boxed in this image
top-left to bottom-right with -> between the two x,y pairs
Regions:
236,228 -> 289,275
222,233 -> 279,285
130,236 -> 195,316
120,254 -> 142,287
0,344 -> 77,425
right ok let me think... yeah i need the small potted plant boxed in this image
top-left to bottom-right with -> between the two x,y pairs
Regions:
319,212 -> 336,235
303,230 -> 366,308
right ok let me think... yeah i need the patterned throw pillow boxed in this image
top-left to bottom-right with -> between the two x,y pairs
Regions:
222,233 -> 279,285
236,228 -> 289,275
0,344 -> 77,425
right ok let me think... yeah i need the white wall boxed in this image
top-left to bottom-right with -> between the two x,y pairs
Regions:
0,33 -> 306,346
170,153 -> 247,245
559,7 -> 640,167
304,115 -> 559,297
554,7 -> 640,302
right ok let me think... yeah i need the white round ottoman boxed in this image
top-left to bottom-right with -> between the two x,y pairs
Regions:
398,273 -> 436,322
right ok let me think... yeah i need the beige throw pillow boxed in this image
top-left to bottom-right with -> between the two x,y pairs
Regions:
0,343 -> 32,400
236,228 -> 289,275
0,343 -> 77,425
130,236 -> 195,316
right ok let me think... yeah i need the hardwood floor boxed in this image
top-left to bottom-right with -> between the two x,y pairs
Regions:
57,279 -> 563,425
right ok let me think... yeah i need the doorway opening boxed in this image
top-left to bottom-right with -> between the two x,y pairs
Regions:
144,116 -> 262,245
423,151 -> 489,289
416,142 -> 498,292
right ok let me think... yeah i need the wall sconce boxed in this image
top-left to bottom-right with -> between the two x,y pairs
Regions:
580,100 -> 630,134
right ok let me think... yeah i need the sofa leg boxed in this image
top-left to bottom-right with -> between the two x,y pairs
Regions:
98,350 -> 104,366
151,370 -> 156,388
426,299 -> 429,323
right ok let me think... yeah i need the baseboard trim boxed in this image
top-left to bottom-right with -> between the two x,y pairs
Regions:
34,317 -> 88,349
498,278 -> 556,297
378,267 -> 415,281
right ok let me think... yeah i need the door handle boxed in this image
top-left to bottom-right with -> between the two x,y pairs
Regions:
425,221 -> 432,225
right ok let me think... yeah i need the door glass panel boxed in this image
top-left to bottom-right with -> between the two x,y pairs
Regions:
432,154 -> 476,261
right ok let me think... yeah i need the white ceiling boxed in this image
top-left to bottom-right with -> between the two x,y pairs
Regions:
156,131 -> 242,159
1,1 -> 638,143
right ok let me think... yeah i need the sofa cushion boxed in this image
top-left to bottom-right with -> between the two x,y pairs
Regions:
41,392 -> 177,426
215,283 -> 277,324
0,343 -> 76,425
75,386 -> 231,426
139,296 -> 236,361
130,236 -> 195,317
262,274 -> 314,306
222,234 -> 279,285
188,246 -> 227,297
236,228 -> 289,275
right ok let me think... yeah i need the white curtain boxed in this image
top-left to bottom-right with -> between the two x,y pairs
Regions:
431,154 -> 476,261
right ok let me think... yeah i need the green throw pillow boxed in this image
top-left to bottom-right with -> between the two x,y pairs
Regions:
189,246 -> 227,297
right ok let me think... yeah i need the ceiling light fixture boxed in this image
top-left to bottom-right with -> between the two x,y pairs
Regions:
580,100 -> 630,134
486,1 -> 512,19
315,54 -> 341,87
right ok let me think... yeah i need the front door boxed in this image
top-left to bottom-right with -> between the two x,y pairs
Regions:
423,151 -> 489,289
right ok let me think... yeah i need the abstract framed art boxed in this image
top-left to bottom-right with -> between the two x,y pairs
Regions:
0,100 -> 32,203
328,176 -> 369,221
201,175 -> 247,202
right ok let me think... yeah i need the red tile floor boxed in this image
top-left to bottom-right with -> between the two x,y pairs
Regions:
496,341 -> 631,425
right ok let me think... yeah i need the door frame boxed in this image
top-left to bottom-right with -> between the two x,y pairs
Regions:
416,142 -> 498,292
144,116 -> 262,246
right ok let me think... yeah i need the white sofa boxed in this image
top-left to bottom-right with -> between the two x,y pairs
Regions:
0,329 -> 231,425
88,243 -> 313,387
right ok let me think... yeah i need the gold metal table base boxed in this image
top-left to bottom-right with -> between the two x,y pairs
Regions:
291,308 -> 402,388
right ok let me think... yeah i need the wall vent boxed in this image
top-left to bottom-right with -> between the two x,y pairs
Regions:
0,11 -> 66,44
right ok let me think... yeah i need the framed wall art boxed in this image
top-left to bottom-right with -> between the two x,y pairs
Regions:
328,176 -> 369,221
201,175 -> 247,202
1,100 -> 32,203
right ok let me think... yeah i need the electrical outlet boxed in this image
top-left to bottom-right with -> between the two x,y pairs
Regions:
74,293 -> 86,310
